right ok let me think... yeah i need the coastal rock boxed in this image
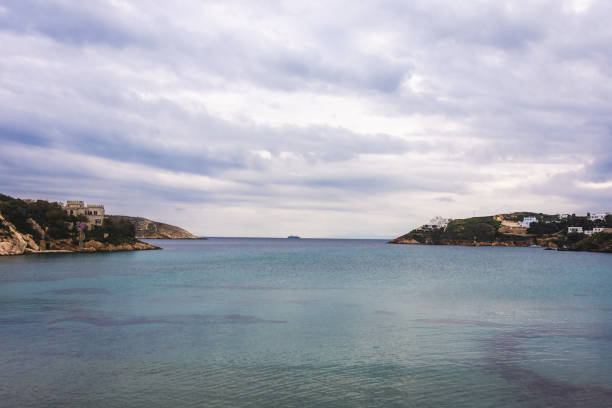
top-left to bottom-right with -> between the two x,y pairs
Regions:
0,213 -> 27,255
81,240 -> 160,252
26,218 -> 45,239
389,238 -> 420,244
23,234 -> 39,251
84,240 -> 106,251
49,239 -> 76,251
536,237 -> 558,248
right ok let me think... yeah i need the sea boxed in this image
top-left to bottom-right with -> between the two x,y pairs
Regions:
1,238 -> 612,407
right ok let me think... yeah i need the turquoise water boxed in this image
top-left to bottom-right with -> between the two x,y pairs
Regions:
1,238 -> 612,407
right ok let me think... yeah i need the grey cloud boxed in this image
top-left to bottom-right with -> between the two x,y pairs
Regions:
0,0 -> 149,47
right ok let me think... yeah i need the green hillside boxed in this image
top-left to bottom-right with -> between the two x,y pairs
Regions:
391,212 -> 612,253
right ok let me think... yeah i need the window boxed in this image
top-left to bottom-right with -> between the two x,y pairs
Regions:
94,211 -> 97,215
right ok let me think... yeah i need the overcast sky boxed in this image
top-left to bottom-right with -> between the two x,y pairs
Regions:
1,0 -> 611,238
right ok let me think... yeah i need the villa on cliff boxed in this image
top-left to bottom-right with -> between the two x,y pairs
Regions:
519,216 -> 538,228
589,212 -> 610,221
63,200 -> 105,227
419,216 -> 452,231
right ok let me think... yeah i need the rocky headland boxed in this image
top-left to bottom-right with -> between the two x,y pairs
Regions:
390,212 -> 612,253
1,213 -> 159,256
107,215 -> 201,239
0,194 -> 162,256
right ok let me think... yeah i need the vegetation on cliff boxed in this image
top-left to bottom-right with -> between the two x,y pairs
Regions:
107,215 -> 201,239
565,233 -> 612,252
391,212 -> 612,253
0,194 -> 137,244
0,193 -> 71,240
0,194 -> 158,255
392,216 -> 504,245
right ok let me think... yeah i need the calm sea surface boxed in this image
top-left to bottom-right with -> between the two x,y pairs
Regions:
1,238 -> 612,407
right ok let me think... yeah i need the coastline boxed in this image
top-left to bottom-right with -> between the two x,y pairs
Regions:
137,236 -> 206,240
388,239 -> 611,253
390,213 -> 612,254
0,240 -> 163,257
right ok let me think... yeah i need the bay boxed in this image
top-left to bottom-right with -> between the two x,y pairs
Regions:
1,238 -> 611,407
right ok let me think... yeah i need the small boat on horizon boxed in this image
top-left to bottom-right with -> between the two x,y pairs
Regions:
287,235 -> 301,239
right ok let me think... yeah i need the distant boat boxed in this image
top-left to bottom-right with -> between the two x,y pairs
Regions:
287,235 -> 300,239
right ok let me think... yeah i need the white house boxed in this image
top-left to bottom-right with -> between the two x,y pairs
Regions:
584,230 -> 593,236
593,227 -> 605,234
568,226 -> 583,234
589,213 -> 607,221
558,214 -> 569,219
420,216 -> 452,231
519,216 -> 538,228
430,216 -> 451,229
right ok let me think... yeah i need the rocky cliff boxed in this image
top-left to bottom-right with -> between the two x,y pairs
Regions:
1,212 -> 159,256
107,215 -> 201,239
0,213 -> 29,255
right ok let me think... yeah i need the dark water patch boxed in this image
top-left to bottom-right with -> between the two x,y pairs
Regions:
334,302 -> 361,308
484,324 -> 612,407
165,284 -> 349,291
204,314 -> 287,324
414,319 -> 509,328
42,288 -> 110,295
374,310 -> 397,316
52,315 -> 169,327
228,297 -> 315,306
507,324 -> 612,342
0,297 -> 89,315
50,310 -> 286,327
0,315 -> 49,325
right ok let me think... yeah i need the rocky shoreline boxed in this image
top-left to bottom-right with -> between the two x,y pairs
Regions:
389,237 -> 558,247
390,212 -> 612,253
1,213 -> 160,256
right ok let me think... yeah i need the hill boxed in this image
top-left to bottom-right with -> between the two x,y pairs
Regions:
107,215 -> 201,239
390,212 -> 612,253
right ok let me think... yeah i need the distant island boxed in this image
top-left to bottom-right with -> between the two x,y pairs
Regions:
287,235 -> 301,239
390,212 -> 612,253
0,194 -> 200,256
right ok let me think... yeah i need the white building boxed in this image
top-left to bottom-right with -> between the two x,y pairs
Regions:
593,227 -> 605,234
568,226 -> 583,234
430,216 -> 451,229
558,214 -> 569,219
420,216 -> 452,231
584,230 -> 593,236
63,200 -> 105,227
519,216 -> 538,228
589,213 -> 608,221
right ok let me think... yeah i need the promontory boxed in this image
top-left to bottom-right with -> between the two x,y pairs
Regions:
390,212 -> 612,253
0,194 -> 200,256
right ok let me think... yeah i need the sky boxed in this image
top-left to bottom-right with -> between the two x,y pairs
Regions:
0,0 -> 611,238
